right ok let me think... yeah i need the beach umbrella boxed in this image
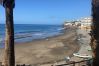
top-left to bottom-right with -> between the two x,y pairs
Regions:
91,0 -> 99,66
3,0 -> 15,66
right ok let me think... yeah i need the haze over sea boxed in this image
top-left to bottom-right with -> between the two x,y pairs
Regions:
0,24 -> 64,48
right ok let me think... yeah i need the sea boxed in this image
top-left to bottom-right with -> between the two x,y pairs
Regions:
0,24 -> 65,48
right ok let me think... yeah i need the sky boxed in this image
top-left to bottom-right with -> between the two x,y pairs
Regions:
0,0 -> 91,25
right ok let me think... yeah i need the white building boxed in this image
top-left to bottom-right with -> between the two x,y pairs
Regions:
80,17 -> 92,22
64,21 -> 73,26
80,17 -> 92,30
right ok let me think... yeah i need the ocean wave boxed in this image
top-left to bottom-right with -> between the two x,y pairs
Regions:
33,33 -> 45,36
15,30 -> 42,34
57,28 -> 65,30
0,38 -> 4,43
0,38 -> 3,42
14,32 -> 45,39
0,31 -> 62,41
15,34 -> 32,39
0,24 -> 63,48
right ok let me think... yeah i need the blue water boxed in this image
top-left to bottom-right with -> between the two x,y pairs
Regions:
0,24 -> 64,48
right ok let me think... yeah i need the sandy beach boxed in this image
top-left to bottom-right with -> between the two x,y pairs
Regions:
0,28 -> 79,65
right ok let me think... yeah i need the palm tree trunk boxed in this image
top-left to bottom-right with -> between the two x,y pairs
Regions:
91,0 -> 99,66
3,0 -> 15,66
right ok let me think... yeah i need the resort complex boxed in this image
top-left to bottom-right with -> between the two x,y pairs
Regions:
64,17 -> 92,30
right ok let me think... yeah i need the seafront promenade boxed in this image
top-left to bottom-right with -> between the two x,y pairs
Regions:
70,28 -> 92,62
40,28 -> 92,66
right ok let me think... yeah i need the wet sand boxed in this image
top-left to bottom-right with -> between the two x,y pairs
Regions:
0,28 -> 79,65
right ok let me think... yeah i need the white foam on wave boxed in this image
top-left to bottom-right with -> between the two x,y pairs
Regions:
33,33 -> 45,36
0,38 -> 3,42
57,28 -> 65,30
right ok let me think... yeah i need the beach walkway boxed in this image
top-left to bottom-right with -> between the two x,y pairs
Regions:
43,28 -> 92,66
70,28 -> 92,62
51,28 -> 92,66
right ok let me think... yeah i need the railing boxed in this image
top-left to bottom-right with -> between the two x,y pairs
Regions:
54,59 -> 92,66
0,59 -> 92,66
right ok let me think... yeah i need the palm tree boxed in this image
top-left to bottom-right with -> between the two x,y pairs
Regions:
3,0 -> 15,66
91,0 -> 99,66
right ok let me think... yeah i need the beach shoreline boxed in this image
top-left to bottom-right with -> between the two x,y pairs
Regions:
0,27 -> 80,65
15,27 -> 74,45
